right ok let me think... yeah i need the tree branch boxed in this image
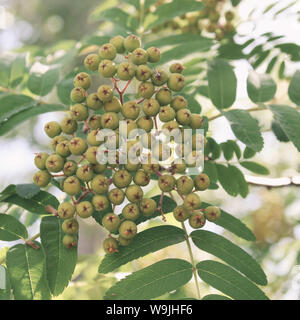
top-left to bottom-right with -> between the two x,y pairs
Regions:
246,175 -> 300,188
208,106 -> 267,121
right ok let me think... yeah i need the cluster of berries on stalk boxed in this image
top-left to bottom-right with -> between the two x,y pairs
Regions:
33,34 -> 220,254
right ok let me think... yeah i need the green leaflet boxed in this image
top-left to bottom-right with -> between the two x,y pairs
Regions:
6,243 -> 51,300
191,230 -> 267,285
99,225 -> 186,274
0,266 -> 11,300
104,259 -> 193,300
240,161 -> 270,175
197,260 -> 269,300
40,216 -> 78,296
288,70 -> 300,105
0,214 -> 28,241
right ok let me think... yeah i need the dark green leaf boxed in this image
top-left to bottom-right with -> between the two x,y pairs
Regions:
197,260 -> 268,300
220,142 -> 234,161
278,61 -> 285,79
27,68 -> 59,96
56,78 -> 73,105
247,71 -> 277,103
6,243 -> 51,300
227,140 -> 241,159
252,50 -> 270,69
201,202 -> 256,241
99,225 -> 185,274
243,147 -> 256,159
240,161 -> 270,175
228,165 -> 249,198
216,164 -> 239,197
266,56 -> 278,74
15,184 -> 40,199
40,216 -> 77,296
276,43 -> 300,61
104,259 -> 193,300
288,70 -> 300,105
0,214 -> 28,241
191,230 -> 267,285
231,0 -> 242,6
224,109 -> 264,152
205,137 -> 221,160
218,43 -> 245,60
271,121 -> 289,142
208,59 -> 237,110
203,161 -> 218,184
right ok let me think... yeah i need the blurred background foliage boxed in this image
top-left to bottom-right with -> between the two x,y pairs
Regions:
0,0 -> 300,300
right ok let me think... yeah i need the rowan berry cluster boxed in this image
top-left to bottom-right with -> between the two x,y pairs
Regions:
33,34 -> 220,254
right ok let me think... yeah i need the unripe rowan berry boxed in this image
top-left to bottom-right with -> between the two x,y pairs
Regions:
62,218 -> 79,234
204,206 -> 221,222
142,161 -> 159,174
173,205 -> 190,222
117,62 -> 135,80
34,152 -> 49,170
169,63 -> 184,73
86,93 -> 103,110
151,69 -> 168,86
124,34 -> 141,52
131,48 -> 148,65
113,169 -> 132,188
63,160 -> 77,176
61,117 -> 78,135
84,146 -> 97,164
139,198 -> 157,217
87,130 -> 102,146
104,96 -> 122,113
172,161 -> 187,173
44,121 -> 61,138
138,82 -> 155,99
133,170 -> 150,186
97,85 -> 113,102
91,174 -> 109,194
171,95 -> 187,111
100,112 -> 119,130
84,53 -> 100,71
70,87 -> 86,103
189,212 -> 206,229
162,120 -> 180,134
176,108 -> 191,125
136,65 -> 151,81
102,213 -> 120,233
56,141 -> 71,157
45,154 -> 65,173
91,163 -> 107,174
122,101 -> 140,120
108,188 -> 125,205
110,35 -> 125,53
184,193 -> 201,211
125,161 -> 141,172
63,176 -> 81,196
70,104 -> 89,121
176,176 -> 194,195
125,184 -> 144,203
69,137 -> 88,155
73,72 -> 91,90
159,106 -> 176,122
119,220 -> 137,239
156,88 -> 172,106
98,59 -> 117,78
146,47 -> 161,63
88,115 -> 101,129
103,237 -> 119,254
137,116 -> 154,132
99,43 -> 117,60
33,170 -> 51,187
168,73 -> 185,92
92,194 -> 109,212
76,164 -> 94,182
190,114 -> 203,129
63,235 -> 77,249
122,203 -> 140,221
58,202 -> 75,219
158,174 -> 176,192
142,99 -> 160,116
76,201 -> 94,219
118,236 -> 131,247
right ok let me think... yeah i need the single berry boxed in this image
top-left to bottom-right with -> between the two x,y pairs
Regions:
97,85 -> 113,102
167,73 -> 185,92
189,212 -> 206,229
158,174 -> 176,192
70,87 -> 86,103
176,108 -> 191,125
91,163 -> 107,174
104,96 -> 122,113
88,115 -> 101,129
190,114 -> 203,129
103,238 -> 119,254
56,141 -> 71,157
146,47 -> 161,63
171,96 -> 187,111
138,82 -> 155,99
85,146 -> 99,164
204,206 -> 221,222
63,160 -> 77,176
169,63 -> 184,73
136,65 -> 151,81
45,154 -> 65,173
73,72 -> 91,90
102,213 -> 120,233
62,218 -> 79,235
108,188 -> 125,205
159,106 -> 176,122
87,130 -> 102,146
99,43 -> 117,60
100,112 -> 119,130
118,236 -> 131,247
98,59 -> 117,78
91,174 -> 109,194
173,205 -> 190,222
137,116 -> 153,132
156,88 -> 172,106
84,53 -> 100,71
131,48 -> 148,65
124,35 -> 141,52
151,69 -> 168,86
176,176 -> 194,195
172,161 -> 187,173
63,176 -> 81,196
113,169 -> 132,188
110,35 -> 125,53
69,137 -> 88,155
58,202 -> 75,219
133,170 -> 150,186
119,220 -> 137,239
33,170 -> 51,187
139,198 -> 157,217
122,203 -> 140,221
121,101 -> 140,120
61,117 -> 78,135
92,194 -> 109,212
76,164 -> 94,181
70,104 -> 89,121
76,201 -> 94,219
125,161 -> 141,172
117,62 -> 135,80
34,152 -> 49,170
142,99 -> 160,117
44,121 -> 61,138
125,184 -> 144,203
86,93 -> 103,110
63,235 -> 77,249
184,193 -> 201,211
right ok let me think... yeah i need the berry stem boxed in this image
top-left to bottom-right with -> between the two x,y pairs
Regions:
45,205 -> 58,216
181,222 -> 201,300
121,80 -> 132,94
76,189 -> 91,204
